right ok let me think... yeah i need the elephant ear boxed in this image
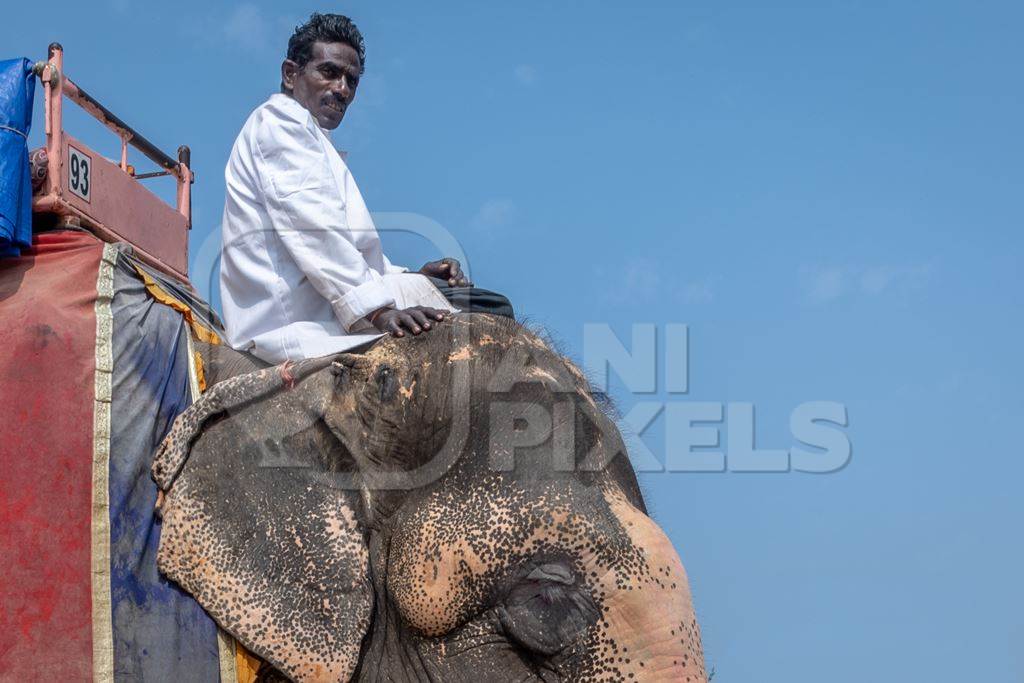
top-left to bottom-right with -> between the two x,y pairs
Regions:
153,356 -> 373,683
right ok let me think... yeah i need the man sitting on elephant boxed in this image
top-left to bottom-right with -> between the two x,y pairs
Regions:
220,12 -> 513,364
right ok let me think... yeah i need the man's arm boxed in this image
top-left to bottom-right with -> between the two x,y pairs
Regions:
254,115 -> 395,332
253,114 -> 448,337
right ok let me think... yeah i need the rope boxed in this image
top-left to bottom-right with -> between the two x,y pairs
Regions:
279,361 -> 296,389
0,124 -> 27,139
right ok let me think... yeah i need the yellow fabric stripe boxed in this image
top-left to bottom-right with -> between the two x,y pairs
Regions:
131,263 -> 222,345
193,350 -> 207,393
91,243 -> 117,682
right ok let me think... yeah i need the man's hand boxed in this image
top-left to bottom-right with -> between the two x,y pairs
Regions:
369,306 -> 447,338
420,258 -> 472,287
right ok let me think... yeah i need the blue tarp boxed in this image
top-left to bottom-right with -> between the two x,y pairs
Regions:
0,58 -> 35,258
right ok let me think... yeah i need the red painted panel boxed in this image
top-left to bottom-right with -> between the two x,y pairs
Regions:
0,231 -> 104,680
60,136 -> 189,278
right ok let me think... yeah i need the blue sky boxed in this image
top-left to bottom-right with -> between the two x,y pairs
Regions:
7,1 -> 1023,679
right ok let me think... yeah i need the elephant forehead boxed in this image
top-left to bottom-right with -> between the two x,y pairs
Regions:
385,475 -> 645,637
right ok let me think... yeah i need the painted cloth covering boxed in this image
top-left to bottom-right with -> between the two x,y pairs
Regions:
0,230 -> 235,681
0,57 -> 35,257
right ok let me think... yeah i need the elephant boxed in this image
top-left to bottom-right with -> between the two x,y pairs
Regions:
154,313 -> 706,682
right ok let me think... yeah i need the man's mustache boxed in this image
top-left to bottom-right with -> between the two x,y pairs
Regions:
323,95 -> 348,111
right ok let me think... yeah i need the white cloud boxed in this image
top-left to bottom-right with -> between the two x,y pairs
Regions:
597,257 -> 661,304
800,265 -> 848,303
514,64 -> 538,86
680,279 -> 714,304
224,3 -> 271,52
860,265 -> 930,296
800,264 -> 931,303
595,263 -> 713,305
471,199 -> 516,231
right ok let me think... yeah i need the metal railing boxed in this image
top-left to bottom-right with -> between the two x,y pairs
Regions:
33,41 -> 193,227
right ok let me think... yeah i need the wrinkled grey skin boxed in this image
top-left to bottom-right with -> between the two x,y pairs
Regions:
195,338 -> 270,385
161,314 -> 705,682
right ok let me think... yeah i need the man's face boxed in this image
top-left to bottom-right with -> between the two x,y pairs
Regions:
282,41 -> 361,130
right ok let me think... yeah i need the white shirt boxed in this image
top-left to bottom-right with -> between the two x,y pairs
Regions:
219,94 -> 452,363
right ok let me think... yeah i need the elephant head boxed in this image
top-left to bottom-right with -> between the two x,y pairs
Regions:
154,314 -> 705,682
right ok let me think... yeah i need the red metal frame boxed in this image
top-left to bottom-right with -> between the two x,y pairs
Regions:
32,43 -> 193,280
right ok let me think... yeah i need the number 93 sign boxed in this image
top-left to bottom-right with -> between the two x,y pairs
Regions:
68,145 -> 91,202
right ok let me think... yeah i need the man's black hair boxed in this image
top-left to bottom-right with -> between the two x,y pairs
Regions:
287,12 -> 366,75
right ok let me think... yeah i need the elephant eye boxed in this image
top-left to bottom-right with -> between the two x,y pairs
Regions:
497,563 -> 600,656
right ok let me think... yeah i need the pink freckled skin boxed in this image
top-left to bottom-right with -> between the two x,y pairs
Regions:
589,491 -> 706,681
